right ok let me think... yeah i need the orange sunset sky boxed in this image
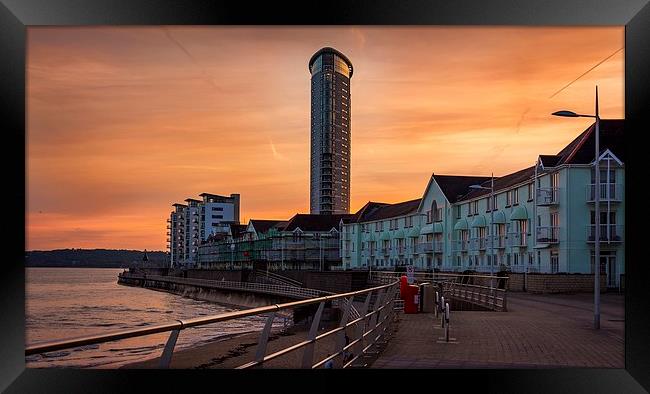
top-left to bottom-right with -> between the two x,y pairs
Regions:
26,27 -> 624,251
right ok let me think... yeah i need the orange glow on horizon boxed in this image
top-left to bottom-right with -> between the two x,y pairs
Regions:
27,26 -> 624,250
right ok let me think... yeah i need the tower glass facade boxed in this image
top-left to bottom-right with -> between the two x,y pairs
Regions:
309,47 -> 353,215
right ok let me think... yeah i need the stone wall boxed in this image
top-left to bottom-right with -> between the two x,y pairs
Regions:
507,273 -> 608,294
281,271 -> 369,293
436,271 -> 608,294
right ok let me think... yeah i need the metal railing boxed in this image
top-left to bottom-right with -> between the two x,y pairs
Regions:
120,273 -> 324,299
586,183 -> 622,202
586,224 -> 623,243
27,279 -> 400,369
442,281 -> 508,312
536,226 -> 559,244
251,269 -> 304,288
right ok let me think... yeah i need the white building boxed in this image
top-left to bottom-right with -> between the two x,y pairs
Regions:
167,193 -> 240,268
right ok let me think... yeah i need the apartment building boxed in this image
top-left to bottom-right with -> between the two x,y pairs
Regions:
342,120 -> 624,288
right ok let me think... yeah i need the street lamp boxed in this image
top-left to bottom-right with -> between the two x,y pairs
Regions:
552,86 -> 601,330
470,173 -> 495,294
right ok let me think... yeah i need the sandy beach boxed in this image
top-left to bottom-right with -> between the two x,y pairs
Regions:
122,321 -> 357,369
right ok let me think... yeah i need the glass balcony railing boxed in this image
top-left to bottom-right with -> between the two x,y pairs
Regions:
586,183 -> 622,203
470,237 -> 487,250
586,224 -> 623,243
491,235 -> 506,249
507,232 -> 528,247
536,187 -> 559,205
453,240 -> 469,252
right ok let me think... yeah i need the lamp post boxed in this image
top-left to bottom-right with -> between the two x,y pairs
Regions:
470,173 -> 495,294
229,241 -> 235,271
552,85 -> 601,330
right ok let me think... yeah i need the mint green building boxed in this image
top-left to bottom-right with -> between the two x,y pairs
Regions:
342,120 -> 624,289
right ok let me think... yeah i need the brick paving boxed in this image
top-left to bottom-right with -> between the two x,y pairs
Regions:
371,292 -> 624,368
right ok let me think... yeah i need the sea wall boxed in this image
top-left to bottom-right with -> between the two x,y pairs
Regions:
118,275 -> 291,309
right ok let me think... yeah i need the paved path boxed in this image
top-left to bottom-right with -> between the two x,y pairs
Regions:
371,292 -> 624,368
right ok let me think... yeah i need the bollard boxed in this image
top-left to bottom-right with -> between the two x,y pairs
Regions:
440,296 -> 445,328
434,292 -> 439,318
444,302 -> 450,342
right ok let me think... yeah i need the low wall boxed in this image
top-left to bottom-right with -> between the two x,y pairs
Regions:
435,271 -> 608,294
280,271 -> 370,293
506,273 -> 607,294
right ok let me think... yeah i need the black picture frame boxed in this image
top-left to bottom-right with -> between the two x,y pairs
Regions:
2,0 -> 648,392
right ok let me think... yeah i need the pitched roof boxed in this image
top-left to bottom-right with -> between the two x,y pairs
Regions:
229,224 -> 249,239
283,214 -> 355,232
554,119 -> 624,165
432,175 -> 492,203
453,119 -> 624,202
351,201 -> 391,222
249,219 -> 288,234
356,199 -> 422,222
460,166 -> 535,201
539,155 -> 561,168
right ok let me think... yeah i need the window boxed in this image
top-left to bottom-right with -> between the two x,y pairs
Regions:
212,215 -> 223,219
436,208 -> 443,222
212,207 -> 224,211
513,188 -> 519,205
506,191 -> 512,207
527,183 -> 534,201
426,210 -> 433,224
455,206 -> 461,219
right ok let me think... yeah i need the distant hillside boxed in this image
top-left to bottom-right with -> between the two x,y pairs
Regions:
25,249 -> 169,268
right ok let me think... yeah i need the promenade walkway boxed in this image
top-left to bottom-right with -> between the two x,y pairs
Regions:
371,292 -> 624,368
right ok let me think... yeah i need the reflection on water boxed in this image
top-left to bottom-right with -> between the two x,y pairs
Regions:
26,268 -> 287,368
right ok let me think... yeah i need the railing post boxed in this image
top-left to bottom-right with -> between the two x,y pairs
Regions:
301,302 -> 325,369
368,288 -> 386,333
440,296 -> 445,328
352,292 -> 372,364
159,328 -> 181,369
254,311 -> 277,367
334,296 -> 353,368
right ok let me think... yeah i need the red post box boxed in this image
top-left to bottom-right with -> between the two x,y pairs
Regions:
403,284 -> 419,314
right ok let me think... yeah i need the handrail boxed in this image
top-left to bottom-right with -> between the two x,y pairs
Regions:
26,278 -> 399,367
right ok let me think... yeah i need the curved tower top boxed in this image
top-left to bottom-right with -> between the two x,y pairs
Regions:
308,47 -> 354,78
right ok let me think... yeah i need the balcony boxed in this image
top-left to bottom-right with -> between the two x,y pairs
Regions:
397,246 -> 405,255
381,247 -> 390,255
417,243 -> 433,253
507,232 -> 528,248
470,237 -> 487,251
536,187 -> 559,206
369,248 -> 376,257
453,240 -> 469,253
491,235 -> 506,249
586,224 -> 623,243
433,241 -> 443,253
586,183 -> 622,203
536,226 -> 559,244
